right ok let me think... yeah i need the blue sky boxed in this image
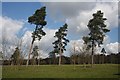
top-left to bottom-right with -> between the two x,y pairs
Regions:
1,2 -> 119,57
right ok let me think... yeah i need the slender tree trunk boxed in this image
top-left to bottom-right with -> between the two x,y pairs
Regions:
59,46 -> 62,65
73,42 -> 76,65
73,42 -> 76,70
59,55 -> 61,65
59,39 -> 62,66
26,25 -> 38,66
91,54 -> 94,67
26,42 -> 34,66
91,40 -> 94,67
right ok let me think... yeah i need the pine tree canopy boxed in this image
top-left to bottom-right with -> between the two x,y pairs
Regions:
83,10 -> 110,48
28,6 -> 47,26
28,6 -> 47,43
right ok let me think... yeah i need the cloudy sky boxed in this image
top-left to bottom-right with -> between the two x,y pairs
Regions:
1,1 -> 119,59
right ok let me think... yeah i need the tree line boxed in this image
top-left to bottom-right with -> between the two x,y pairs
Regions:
2,51 -> 120,65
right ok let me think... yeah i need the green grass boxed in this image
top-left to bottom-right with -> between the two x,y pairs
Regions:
2,64 -> 119,78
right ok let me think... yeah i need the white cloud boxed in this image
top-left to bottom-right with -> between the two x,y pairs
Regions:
1,16 -> 24,45
22,31 -> 32,45
44,2 -> 96,21
106,42 -> 120,53
69,39 -> 84,50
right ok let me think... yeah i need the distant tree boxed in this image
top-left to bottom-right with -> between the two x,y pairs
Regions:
11,47 -> 20,65
83,10 -> 110,67
78,44 -> 90,67
49,51 -> 56,64
69,42 -> 78,69
52,23 -> 69,65
101,48 -> 106,64
27,6 -> 47,65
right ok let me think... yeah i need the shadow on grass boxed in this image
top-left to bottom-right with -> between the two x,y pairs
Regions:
114,73 -> 120,75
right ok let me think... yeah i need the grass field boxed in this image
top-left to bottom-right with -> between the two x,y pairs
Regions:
2,64 -> 119,78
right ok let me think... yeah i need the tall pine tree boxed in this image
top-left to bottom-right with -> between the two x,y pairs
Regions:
52,23 -> 69,65
27,6 -> 47,65
83,10 -> 110,67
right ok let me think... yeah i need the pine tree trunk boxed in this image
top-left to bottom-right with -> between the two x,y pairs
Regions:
59,55 -> 61,65
91,40 -> 94,67
26,42 -> 34,66
59,39 -> 62,66
26,25 -> 38,66
91,54 -> 94,67
59,47 -> 62,65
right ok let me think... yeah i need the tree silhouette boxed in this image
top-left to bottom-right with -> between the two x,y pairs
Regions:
27,6 -> 47,65
52,23 -> 69,65
83,10 -> 110,67
101,48 -> 106,64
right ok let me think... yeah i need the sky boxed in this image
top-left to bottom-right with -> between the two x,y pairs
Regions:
1,2 -> 120,59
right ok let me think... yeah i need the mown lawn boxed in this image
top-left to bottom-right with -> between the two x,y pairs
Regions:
2,64 -> 119,78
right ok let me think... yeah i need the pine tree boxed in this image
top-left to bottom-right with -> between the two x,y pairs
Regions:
52,23 -> 69,65
26,6 -> 47,65
83,10 -> 110,67
101,48 -> 106,64
11,47 -> 20,65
